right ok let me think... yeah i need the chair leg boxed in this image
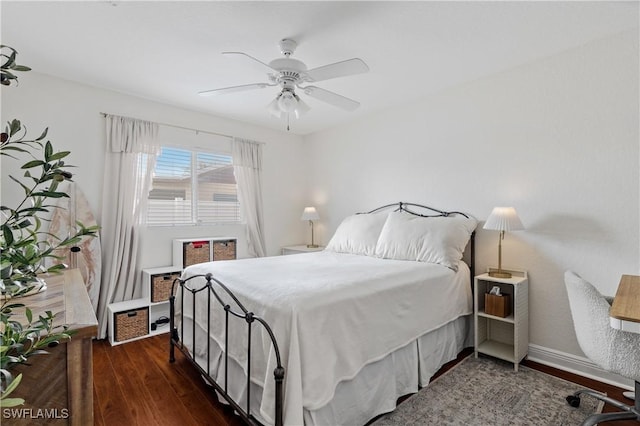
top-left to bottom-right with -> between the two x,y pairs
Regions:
566,381 -> 640,426
580,411 -> 639,426
569,389 -> 633,412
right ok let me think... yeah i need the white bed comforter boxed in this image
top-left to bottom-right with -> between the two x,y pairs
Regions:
177,251 -> 472,425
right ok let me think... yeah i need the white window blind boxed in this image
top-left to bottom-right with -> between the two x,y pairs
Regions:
147,147 -> 240,225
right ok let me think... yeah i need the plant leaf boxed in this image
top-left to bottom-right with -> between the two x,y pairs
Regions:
8,175 -> 31,196
8,120 -> 21,136
2,225 -> 14,246
35,128 -> 48,141
0,372 -> 22,399
0,397 -> 25,407
31,191 -> 67,199
44,141 -> 53,160
47,151 -> 70,161
20,160 -> 45,169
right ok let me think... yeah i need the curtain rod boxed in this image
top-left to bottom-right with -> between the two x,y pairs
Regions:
100,112 -> 234,139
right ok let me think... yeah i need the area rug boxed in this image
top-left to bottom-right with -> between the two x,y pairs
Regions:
372,355 -> 603,426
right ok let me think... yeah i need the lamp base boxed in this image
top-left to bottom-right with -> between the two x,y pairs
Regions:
488,269 -> 512,279
306,244 -> 319,248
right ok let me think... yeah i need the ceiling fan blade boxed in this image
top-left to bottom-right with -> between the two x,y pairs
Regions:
222,51 -> 276,72
301,86 -> 360,111
198,83 -> 272,97
306,58 -> 369,83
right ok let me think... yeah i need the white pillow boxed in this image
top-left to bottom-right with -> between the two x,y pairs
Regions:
374,212 -> 477,270
325,213 -> 388,256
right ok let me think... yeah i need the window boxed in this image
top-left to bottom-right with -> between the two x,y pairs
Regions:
146,147 -> 240,225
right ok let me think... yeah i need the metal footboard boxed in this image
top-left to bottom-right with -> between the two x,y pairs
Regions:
169,272 -> 285,426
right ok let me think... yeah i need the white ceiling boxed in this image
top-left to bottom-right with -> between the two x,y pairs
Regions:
2,1 -> 637,135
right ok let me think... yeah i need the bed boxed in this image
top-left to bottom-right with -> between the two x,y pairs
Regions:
170,202 -> 477,426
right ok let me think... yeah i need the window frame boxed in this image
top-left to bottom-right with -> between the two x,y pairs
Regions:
146,145 -> 240,227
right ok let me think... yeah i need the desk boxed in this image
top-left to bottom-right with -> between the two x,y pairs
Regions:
10,269 -> 98,425
609,274 -> 640,405
610,275 -> 640,333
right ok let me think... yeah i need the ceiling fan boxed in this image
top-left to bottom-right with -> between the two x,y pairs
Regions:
199,39 -> 369,129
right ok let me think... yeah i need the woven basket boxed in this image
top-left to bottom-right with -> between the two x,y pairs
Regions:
114,307 -> 149,342
213,240 -> 236,261
151,272 -> 181,303
183,241 -> 211,267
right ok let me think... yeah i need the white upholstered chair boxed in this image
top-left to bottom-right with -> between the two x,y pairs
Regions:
564,270 -> 640,425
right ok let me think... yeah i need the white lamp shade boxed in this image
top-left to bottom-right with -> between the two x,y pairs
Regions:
483,207 -> 524,231
294,97 -> 310,119
267,97 -> 282,118
268,90 -> 311,121
278,91 -> 297,112
300,206 -> 320,221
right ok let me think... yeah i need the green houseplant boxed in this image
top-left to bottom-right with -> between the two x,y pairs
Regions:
0,45 -> 99,407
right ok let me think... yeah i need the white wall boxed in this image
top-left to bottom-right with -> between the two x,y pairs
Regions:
304,30 -> 639,358
1,71 -> 310,282
2,25 -> 638,380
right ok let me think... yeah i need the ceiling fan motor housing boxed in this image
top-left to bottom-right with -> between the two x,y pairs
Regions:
279,38 -> 297,56
269,57 -> 308,89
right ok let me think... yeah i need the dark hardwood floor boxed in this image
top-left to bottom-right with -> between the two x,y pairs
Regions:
93,336 -> 638,425
93,335 -> 244,426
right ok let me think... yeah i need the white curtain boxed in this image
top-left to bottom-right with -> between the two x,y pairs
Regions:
232,138 -> 266,258
96,115 -> 159,339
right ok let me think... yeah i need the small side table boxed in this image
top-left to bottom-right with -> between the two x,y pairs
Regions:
474,269 -> 529,371
281,244 -> 325,255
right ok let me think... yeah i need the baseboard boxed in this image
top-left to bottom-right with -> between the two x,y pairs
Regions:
527,343 -> 634,391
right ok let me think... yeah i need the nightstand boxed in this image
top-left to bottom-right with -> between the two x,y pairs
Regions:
281,244 -> 325,255
474,269 -> 528,371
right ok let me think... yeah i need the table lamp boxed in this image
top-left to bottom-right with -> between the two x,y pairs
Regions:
301,206 -> 320,248
483,207 -> 524,278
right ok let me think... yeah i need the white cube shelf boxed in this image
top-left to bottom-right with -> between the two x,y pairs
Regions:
172,237 -> 237,269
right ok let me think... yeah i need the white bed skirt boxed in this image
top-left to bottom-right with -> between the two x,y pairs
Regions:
185,314 -> 472,426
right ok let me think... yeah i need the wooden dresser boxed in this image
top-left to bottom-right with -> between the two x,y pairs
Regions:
7,269 -> 98,425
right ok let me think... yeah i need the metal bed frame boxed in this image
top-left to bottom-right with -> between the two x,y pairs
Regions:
169,202 -> 474,426
169,272 -> 285,426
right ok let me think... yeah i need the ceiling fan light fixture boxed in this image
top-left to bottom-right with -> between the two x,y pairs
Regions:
293,95 -> 310,119
267,97 -> 282,118
277,90 -> 297,113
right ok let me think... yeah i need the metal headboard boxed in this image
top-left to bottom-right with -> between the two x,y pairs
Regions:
361,201 -> 469,218
358,201 -> 475,279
